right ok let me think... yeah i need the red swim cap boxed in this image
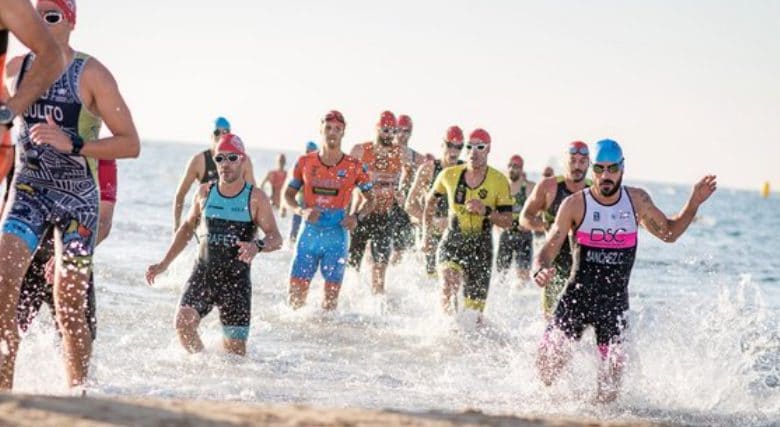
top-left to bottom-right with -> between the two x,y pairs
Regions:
509,155 -> 524,166
38,0 -> 76,25
377,111 -> 396,129
397,114 -> 412,129
469,128 -> 491,145
444,126 -> 464,143
322,110 -> 346,126
216,133 -> 246,155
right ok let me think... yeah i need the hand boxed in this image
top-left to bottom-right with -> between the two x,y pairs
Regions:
146,262 -> 169,286
690,175 -> 717,207
29,115 -> 73,153
300,208 -> 320,223
340,214 -> 358,231
236,240 -> 259,264
533,267 -> 555,288
44,257 -> 56,284
466,199 -> 486,215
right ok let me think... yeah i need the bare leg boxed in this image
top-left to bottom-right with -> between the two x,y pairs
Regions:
322,282 -> 340,311
536,326 -> 573,386
371,262 -> 388,295
222,339 -> 246,356
174,306 -> 204,353
439,266 -> 462,315
289,278 -> 311,310
596,343 -> 626,403
53,240 -> 93,388
0,233 -> 33,390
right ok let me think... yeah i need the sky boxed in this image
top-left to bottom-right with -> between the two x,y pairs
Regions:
8,0 -> 780,190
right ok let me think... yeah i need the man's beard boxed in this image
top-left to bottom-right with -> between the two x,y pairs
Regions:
570,169 -> 586,183
509,171 -> 520,182
378,137 -> 393,146
598,175 -> 623,197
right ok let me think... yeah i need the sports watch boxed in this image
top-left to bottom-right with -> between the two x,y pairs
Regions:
0,104 -> 15,129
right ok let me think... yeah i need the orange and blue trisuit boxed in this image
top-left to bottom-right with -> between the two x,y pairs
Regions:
288,152 -> 372,290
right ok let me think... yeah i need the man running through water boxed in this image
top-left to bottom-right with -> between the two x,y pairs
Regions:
1,0 -> 66,184
289,141 -> 318,245
0,0 -> 140,391
348,111 -> 404,296
172,116 -> 256,234
406,125 -> 464,277
390,114 -> 424,264
497,155 -> 535,283
533,139 -> 717,403
146,134 -> 281,356
520,141 -> 591,318
423,129 -> 513,319
261,153 -> 287,212
286,111 -> 374,310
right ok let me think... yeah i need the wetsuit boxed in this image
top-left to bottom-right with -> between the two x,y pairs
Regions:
1,52 -> 101,269
181,182 -> 257,340
432,164 -> 513,312
550,187 -> 637,353
540,176 -> 592,316
497,181 -> 533,272
289,152 -> 371,287
200,149 -> 218,183
424,159 -> 461,275
348,142 -> 402,268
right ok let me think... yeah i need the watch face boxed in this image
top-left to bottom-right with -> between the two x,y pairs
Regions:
0,107 -> 12,124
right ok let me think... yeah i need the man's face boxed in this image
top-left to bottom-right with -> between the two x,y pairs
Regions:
321,120 -> 344,149
442,140 -> 463,164
567,154 -> 590,183
395,126 -> 411,146
215,151 -> 244,184
592,161 -> 624,197
377,126 -> 395,146
466,141 -> 489,168
508,163 -> 523,181
277,154 -> 286,169
36,1 -> 73,38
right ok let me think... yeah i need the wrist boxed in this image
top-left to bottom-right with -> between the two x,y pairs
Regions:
70,135 -> 84,155
254,238 -> 265,252
483,206 -> 492,217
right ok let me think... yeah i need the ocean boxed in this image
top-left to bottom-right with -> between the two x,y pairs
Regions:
8,141 -> 780,426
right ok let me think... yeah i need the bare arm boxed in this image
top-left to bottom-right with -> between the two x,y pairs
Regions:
96,201 -> 115,246
283,185 -> 300,213
488,210 -> 514,229
631,176 -> 717,243
532,194 -> 581,286
172,155 -> 201,234
405,162 -> 433,223
520,177 -> 553,232
0,0 -> 66,114
251,189 -> 282,252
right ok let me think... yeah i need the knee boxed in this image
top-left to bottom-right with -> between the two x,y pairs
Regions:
175,307 -> 200,331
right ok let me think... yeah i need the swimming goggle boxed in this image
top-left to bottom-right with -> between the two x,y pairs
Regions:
568,145 -> 590,156
592,161 -> 623,174
380,127 -> 397,134
466,143 -> 488,151
214,153 -> 242,164
445,141 -> 464,150
42,11 -> 64,25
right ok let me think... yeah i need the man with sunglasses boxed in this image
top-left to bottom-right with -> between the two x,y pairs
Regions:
147,133 -> 282,356
173,116 -> 256,235
496,155 -> 536,283
286,111 -> 374,310
520,141 -> 592,318
424,129 -> 513,319
348,110 -> 404,296
406,125 -> 464,277
0,0 -> 140,391
533,139 -> 717,403
390,114 -> 424,264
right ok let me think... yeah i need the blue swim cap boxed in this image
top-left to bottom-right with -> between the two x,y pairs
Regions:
593,139 -> 624,164
214,116 -> 231,131
305,141 -> 318,152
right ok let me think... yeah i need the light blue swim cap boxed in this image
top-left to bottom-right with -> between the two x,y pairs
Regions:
593,139 -> 624,164
214,116 -> 231,131
305,141 -> 318,152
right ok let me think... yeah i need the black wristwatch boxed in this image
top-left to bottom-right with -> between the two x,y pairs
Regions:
0,104 -> 15,129
254,238 -> 265,251
71,135 -> 84,155
483,206 -> 493,216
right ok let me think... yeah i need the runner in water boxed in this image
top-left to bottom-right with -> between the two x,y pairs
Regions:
533,139 -> 717,403
286,111 -> 374,310
520,141 -> 591,318
172,116 -> 256,234
261,153 -> 287,212
390,114 -> 424,264
146,134 -> 282,356
423,129 -> 513,319
0,0 -> 140,390
289,141 -> 318,245
348,111 -> 404,296
406,125 -> 464,277
496,155 -> 535,282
